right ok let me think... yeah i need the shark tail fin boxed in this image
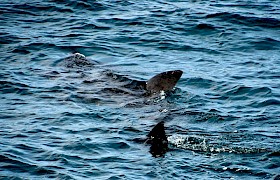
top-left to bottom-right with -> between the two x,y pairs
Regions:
147,121 -> 168,157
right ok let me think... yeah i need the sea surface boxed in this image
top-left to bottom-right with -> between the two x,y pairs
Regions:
1,0 -> 280,179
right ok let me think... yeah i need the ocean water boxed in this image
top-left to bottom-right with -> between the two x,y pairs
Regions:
1,0 -> 280,179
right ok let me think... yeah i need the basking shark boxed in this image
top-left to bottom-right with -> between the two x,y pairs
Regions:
63,54 -> 271,157
63,53 -> 183,95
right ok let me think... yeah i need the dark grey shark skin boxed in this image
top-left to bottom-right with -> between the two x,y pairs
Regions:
147,121 -> 168,157
145,70 -> 183,94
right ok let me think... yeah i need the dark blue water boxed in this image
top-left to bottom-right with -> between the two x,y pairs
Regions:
1,0 -> 280,179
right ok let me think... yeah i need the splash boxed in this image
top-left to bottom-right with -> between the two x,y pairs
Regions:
168,134 -> 270,154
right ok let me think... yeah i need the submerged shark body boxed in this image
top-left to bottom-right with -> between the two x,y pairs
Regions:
63,53 -> 183,95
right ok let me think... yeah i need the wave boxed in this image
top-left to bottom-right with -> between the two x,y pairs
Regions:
248,37 -> 280,50
0,33 -> 23,45
0,80 -> 31,95
0,6 -> 38,16
185,77 -> 216,89
0,1 -> 105,15
224,85 -> 272,98
0,153 -> 57,177
53,0 -> 107,11
206,12 -> 280,28
250,99 -> 280,108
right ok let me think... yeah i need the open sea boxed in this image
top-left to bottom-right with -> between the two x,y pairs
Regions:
1,0 -> 280,179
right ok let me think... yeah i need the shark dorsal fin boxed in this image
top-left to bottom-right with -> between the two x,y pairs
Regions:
146,70 -> 183,93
